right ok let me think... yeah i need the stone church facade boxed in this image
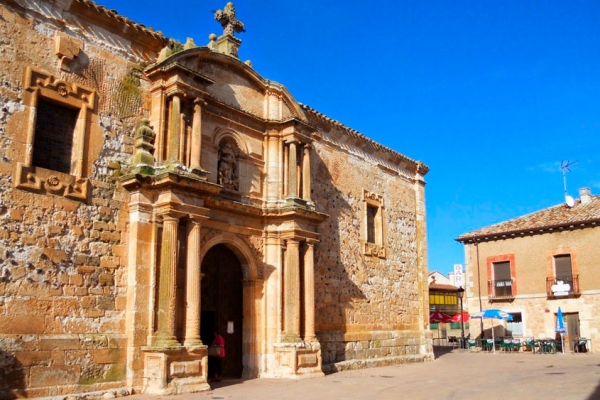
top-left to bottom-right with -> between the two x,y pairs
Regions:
0,1 -> 432,397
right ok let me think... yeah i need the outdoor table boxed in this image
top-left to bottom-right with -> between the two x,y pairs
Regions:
572,338 -> 593,354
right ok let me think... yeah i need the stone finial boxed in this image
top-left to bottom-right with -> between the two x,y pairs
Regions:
207,33 -> 218,51
132,118 -> 156,166
157,45 -> 173,62
214,2 -> 245,37
183,37 -> 197,50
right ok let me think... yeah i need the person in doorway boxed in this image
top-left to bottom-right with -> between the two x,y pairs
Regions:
210,330 -> 226,382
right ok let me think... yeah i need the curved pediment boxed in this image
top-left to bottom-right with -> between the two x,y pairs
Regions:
145,47 -> 307,123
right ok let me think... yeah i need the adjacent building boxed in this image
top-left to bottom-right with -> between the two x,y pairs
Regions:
456,188 -> 600,347
0,0 -> 432,397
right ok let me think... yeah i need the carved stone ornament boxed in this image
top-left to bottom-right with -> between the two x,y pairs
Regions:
132,118 -> 156,166
214,2 -> 245,37
15,162 -> 89,201
363,242 -> 386,259
25,67 -> 96,109
364,190 -> 383,205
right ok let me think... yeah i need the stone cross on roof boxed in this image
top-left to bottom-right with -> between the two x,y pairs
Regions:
214,2 -> 245,37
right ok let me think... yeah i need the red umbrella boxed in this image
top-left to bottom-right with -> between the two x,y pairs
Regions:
451,312 -> 470,323
430,311 -> 453,323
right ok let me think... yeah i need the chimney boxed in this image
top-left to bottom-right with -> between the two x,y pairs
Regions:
580,187 -> 592,205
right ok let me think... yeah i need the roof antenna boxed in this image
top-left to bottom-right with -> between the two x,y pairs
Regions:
561,160 -> 577,207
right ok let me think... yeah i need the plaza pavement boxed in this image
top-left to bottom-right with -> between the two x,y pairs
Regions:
130,347 -> 600,400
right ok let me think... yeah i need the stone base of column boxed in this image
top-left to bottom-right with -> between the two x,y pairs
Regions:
285,197 -> 308,208
264,342 -> 324,379
189,165 -> 208,178
141,346 -> 210,395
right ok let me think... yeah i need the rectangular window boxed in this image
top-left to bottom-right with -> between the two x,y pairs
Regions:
493,261 -> 512,297
366,204 -> 377,244
32,99 -> 77,174
554,255 -> 573,281
362,191 -> 386,258
506,312 -> 523,336
15,67 -> 96,202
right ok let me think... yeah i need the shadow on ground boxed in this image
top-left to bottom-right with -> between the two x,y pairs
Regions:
432,345 -> 456,359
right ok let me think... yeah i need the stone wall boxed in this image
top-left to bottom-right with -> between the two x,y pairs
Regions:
311,122 -> 430,367
0,1 -> 165,397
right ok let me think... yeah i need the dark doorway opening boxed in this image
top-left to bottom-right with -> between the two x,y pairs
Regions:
201,244 -> 243,379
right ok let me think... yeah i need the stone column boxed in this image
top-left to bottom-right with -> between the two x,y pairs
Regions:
168,94 -> 181,162
154,212 -> 182,347
303,240 -> 316,341
283,141 -> 288,198
287,141 -> 297,198
302,144 -> 311,201
190,99 -> 203,173
283,238 -> 301,342
184,218 -> 203,347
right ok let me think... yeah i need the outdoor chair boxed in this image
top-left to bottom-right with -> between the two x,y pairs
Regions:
524,337 -> 537,353
484,339 -> 494,352
467,339 -> 479,353
500,339 -> 513,352
511,339 -> 522,352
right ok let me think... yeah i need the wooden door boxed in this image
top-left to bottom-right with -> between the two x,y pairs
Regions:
564,312 -> 580,350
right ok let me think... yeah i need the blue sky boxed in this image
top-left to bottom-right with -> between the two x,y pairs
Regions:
95,0 -> 600,276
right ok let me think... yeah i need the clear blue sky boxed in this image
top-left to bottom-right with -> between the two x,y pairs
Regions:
96,0 -> 600,276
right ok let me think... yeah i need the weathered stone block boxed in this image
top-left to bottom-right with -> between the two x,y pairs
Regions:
0,316 -> 45,334
29,365 -> 81,387
91,348 -> 125,364
39,336 -> 81,350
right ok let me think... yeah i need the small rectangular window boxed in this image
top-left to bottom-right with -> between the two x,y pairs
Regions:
366,204 -> 377,243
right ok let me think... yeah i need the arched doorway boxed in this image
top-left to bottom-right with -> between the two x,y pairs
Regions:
201,244 -> 243,379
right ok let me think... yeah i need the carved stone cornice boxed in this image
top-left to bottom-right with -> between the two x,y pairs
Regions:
24,66 -> 96,110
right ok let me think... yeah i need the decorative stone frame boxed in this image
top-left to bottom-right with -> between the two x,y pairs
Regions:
362,190 -> 386,258
14,67 -> 96,201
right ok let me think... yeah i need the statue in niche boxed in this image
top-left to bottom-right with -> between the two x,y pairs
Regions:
218,142 -> 239,191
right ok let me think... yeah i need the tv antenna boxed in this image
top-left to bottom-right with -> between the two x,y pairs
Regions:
561,160 -> 577,207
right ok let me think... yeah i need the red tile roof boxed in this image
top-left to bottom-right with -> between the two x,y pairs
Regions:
456,195 -> 600,243
429,282 -> 459,291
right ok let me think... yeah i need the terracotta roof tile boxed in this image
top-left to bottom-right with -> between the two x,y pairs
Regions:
75,0 -> 167,41
300,104 -> 429,174
456,195 -> 600,243
429,283 -> 459,291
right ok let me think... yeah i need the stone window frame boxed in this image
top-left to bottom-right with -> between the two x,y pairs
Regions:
14,67 -> 96,201
362,190 -> 386,258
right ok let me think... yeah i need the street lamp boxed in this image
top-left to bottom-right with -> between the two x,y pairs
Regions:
457,286 -> 465,349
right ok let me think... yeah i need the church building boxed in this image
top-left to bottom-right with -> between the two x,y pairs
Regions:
0,1 -> 432,397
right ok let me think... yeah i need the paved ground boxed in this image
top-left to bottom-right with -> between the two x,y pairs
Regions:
130,347 -> 600,400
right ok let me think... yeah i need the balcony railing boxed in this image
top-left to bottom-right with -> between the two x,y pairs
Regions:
547,275 -> 580,298
488,279 -> 514,300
